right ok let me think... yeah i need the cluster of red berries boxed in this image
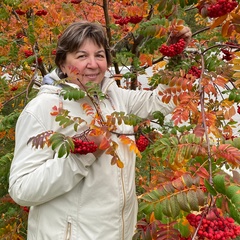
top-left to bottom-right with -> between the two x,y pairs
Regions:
71,138 -> 98,154
10,86 -> 18,91
136,135 -> 149,152
15,9 -> 47,16
35,10 -> 48,16
186,212 -> 240,240
23,50 -> 42,63
16,32 -> 25,39
221,48 -> 233,61
207,0 -> 238,18
15,9 -> 26,15
71,0 -> 81,3
187,66 -> 201,78
237,105 -> 240,114
159,39 -> 186,57
113,15 -> 143,25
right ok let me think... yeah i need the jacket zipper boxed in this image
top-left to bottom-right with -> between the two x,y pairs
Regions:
120,168 -> 126,240
65,217 -> 72,240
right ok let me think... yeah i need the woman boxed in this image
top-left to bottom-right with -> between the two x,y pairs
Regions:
9,21 -> 192,240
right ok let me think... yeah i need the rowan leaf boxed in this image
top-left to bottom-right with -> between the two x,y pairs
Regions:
154,202 -> 163,220
181,174 -> 193,188
196,189 -> 206,206
204,179 -> 217,196
213,175 -> 226,194
161,198 -> 172,217
169,195 -> 181,218
227,198 -> 240,224
187,190 -> 199,211
177,192 -> 191,212
210,14 -> 228,29
172,178 -> 185,191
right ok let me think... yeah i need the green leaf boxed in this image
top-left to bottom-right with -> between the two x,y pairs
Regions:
187,190 -> 199,211
148,189 -> 160,201
213,175 -> 226,194
196,189 -> 206,206
138,202 -> 154,215
159,138 -> 171,145
229,91 -> 236,101
141,193 -> 155,202
154,202 -> 163,220
228,199 -> 240,224
58,143 -> 68,158
161,146 -> 171,160
157,0 -> 167,12
161,199 -> 172,217
169,147 -> 178,164
226,185 -> 240,199
169,195 -> 181,218
51,138 -> 64,151
177,192 -> 191,212
204,179 -> 217,196
179,0 -> 185,8
163,182 -> 175,193
231,194 -> 240,205
181,174 -> 193,188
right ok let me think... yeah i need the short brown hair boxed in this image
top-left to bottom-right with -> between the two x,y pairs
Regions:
55,21 -> 112,68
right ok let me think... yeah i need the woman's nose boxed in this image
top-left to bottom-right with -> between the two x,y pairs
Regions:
87,57 -> 98,68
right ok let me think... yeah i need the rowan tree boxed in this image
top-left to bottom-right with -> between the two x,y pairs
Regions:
0,0 -> 240,239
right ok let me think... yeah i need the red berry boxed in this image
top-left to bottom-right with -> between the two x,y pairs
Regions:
136,135 -> 149,152
35,10 -> 48,16
159,38 -> 186,57
15,9 -> 26,15
71,138 -> 98,154
24,50 -> 34,57
237,106 -> 240,114
71,0 -> 81,3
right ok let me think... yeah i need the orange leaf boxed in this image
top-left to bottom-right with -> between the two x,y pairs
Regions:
99,137 -> 111,150
210,14 -> 228,29
222,20 -> 230,37
193,125 -> 205,138
116,159 -> 124,168
214,76 -> 228,87
82,103 -> 94,115
139,53 -> 153,66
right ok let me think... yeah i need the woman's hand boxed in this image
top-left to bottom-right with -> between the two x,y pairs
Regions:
167,26 -> 192,47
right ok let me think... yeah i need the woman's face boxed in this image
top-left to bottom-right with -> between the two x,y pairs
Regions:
61,38 -> 108,88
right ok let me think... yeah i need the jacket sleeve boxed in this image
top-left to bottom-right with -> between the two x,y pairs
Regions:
8,110 -> 96,207
109,82 -> 176,118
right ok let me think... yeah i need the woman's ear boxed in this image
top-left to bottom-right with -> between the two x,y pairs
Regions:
60,64 -> 66,75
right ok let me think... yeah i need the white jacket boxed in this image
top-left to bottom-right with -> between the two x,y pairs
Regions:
9,71 -> 174,240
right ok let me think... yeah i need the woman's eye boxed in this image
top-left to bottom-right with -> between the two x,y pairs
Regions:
96,54 -> 105,58
77,55 -> 85,59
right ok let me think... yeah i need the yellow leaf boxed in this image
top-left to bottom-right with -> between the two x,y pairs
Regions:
233,79 -> 240,87
116,159 -> 124,168
222,20 -> 230,37
210,14 -> 227,29
150,212 -> 156,223
232,65 -> 240,71
232,58 -> 240,64
209,125 -> 223,138
233,72 -> 240,78
153,60 -> 167,70
230,12 -> 240,24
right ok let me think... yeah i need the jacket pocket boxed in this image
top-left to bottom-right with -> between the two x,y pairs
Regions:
65,216 -> 72,240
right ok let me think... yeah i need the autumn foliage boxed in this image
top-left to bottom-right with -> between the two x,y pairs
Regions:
1,0 -> 240,239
